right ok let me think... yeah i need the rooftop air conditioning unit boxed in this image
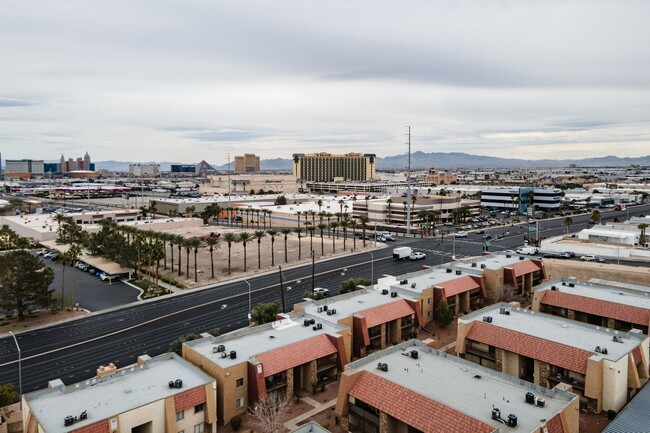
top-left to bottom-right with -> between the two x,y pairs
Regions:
310,318 -> 315,325
471,263 -> 477,268
480,264 -> 486,269
562,282 -> 566,286
455,270 -> 462,275
331,309 -> 336,314
391,292 -> 398,298
220,352 -> 228,359
519,256 -> 525,260
446,268 -> 452,273
229,351 -> 237,360
304,319 -> 311,327
382,289 -> 389,295
507,414 -> 517,427
400,279 -> 408,285
168,380 -> 175,388
568,283 -> 575,287
535,397 -> 545,408
602,347 -> 608,354
212,346 -> 219,353
525,392 -> 535,404
174,379 -> 183,388
64,416 -> 75,427
323,305 -> 328,311
327,310 -> 333,316
410,350 -> 418,359
376,363 -> 388,372
317,306 -> 323,313
595,346 -> 601,353
505,254 -> 512,258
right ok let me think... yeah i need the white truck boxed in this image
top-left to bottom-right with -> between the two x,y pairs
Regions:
393,247 -> 412,260
516,246 -> 538,255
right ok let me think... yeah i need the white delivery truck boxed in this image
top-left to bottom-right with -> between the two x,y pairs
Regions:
393,247 -> 412,260
516,246 -> 538,255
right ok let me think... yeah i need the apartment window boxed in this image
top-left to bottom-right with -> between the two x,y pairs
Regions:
178,431 -> 184,433
236,377 -> 244,388
194,403 -> 204,413
193,423 -> 205,433
235,397 -> 244,408
427,311 -> 432,318
427,298 -> 431,304
176,410 -> 184,421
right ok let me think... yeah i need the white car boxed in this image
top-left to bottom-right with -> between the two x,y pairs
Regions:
409,252 -> 426,261
313,287 -> 330,297
580,255 -> 606,263
455,232 -> 468,238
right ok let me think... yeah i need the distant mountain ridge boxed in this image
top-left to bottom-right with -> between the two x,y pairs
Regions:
90,152 -> 650,172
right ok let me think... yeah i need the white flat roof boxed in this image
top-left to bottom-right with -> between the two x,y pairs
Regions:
185,315 -> 347,368
383,268 -> 476,295
296,288 -> 415,318
537,280 -> 650,310
347,341 -> 576,433
589,278 -> 650,294
461,304 -> 646,362
25,353 -> 214,433
454,253 -> 533,271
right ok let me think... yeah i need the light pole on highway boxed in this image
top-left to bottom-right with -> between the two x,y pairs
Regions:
243,279 -> 252,325
365,251 -> 374,283
9,331 -> 21,406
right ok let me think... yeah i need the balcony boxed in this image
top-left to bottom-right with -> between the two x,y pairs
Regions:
465,347 -> 495,361
549,372 -> 585,390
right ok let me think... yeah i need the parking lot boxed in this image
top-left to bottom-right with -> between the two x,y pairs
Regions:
40,255 -> 140,311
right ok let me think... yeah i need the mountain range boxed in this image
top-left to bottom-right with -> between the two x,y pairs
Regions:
90,152 -> 650,172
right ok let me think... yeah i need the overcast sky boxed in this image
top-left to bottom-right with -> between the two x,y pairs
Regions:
2,0 -> 650,163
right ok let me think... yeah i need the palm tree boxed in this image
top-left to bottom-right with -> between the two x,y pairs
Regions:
204,236 -> 220,279
295,211 -> 303,229
306,225 -> 315,251
280,228 -> 292,263
317,223 -> 327,255
349,219 -> 358,250
266,210 -> 273,228
54,213 -> 68,242
187,237 -> 202,282
358,215 -> 370,247
168,233 -> 176,273
317,199 -> 323,213
639,223 -> 649,245
338,199 -> 345,215
67,243 -> 82,308
149,200 -> 158,219
591,210 -> 601,224
417,210 -> 428,237
174,235 -> 184,276
329,222 -> 338,253
254,230 -> 266,269
59,251 -> 72,309
564,217 -> 573,234
223,233 -> 238,275
184,238 -> 192,279
340,218 -> 348,250
267,229 -> 278,267
238,232 -> 253,272
294,227 -> 305,260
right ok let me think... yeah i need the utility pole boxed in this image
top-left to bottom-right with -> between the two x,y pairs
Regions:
227,153 -> 232,225
406,126 -> 412,235
279,266 -> 286,314
311,250 -> 316,297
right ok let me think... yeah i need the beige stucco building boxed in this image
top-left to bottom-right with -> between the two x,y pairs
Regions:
457,303 -> 649,413
22,353 -> 217,433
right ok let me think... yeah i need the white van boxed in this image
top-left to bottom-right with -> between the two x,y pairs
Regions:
516,247 -> 538,255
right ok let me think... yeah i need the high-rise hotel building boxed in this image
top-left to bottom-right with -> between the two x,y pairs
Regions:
292,152 -> 376,182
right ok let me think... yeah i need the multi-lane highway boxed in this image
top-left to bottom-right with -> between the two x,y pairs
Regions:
1,204 -> 649,393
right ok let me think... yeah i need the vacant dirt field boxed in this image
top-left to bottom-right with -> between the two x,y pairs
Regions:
150,224 -> 378,289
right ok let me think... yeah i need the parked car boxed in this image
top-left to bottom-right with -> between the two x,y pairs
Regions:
86,267 -> 96,274
580,255 -> 606,263
455,232 -> 468,238
43,251 -> 56,258
516,247 -> 538,255
409,252 -> 426,261
50,253 -> 59,261
495,234 -> 504,239
36,249 -> 48,256
99,272 -> 113,281
482,234 -> 493,240
543,252 -> 570,260
313,287 -> 330,297
563,251 -> 576,258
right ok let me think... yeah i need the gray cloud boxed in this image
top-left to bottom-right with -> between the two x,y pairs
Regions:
0,97 -> 39,107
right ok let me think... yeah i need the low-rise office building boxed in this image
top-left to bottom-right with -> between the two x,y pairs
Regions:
182,314 -> 349,426
481,187 -> 561,214
457,303 -> 649,413
336,340 -> 579,433
532,279 -> 650,334
22,353 -> 217,433
294,288 -> 422,359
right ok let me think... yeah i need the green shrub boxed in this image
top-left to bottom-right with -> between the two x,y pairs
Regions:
230,415 -> 242,430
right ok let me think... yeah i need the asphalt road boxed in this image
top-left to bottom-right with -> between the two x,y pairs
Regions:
1,204 -> 649,393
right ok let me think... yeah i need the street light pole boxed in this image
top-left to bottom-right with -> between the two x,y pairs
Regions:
9,331 -> 21,405
365,251 -> 374,283
243,280 -> 251,325
279,266 -> 287,314
310,250 -> 315,297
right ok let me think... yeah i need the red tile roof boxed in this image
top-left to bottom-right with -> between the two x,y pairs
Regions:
174,386 -> 206,412
545,414 -> 565,433
357,299 -> 416,328
435,276 -> 481,297
348,371 -> 496,433
541,290 -> 650,327
255,334 -> 337,377
505,260 -> 541,276
466,321 -> 593,374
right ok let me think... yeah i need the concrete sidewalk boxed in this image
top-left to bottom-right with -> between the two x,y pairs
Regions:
284,396 -> 337,431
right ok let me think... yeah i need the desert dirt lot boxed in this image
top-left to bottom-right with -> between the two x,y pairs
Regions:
150,224 -> 377,289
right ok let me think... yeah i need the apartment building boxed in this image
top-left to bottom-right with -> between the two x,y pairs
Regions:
293,152 -> 376,182
234,154 -> 260,173
182,314 -> 349,426
293,288 -> 422,359
336,340 -> 579,433
532,279 -> 650,334
22,353 -> 217,433
457,303 -> 649,412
